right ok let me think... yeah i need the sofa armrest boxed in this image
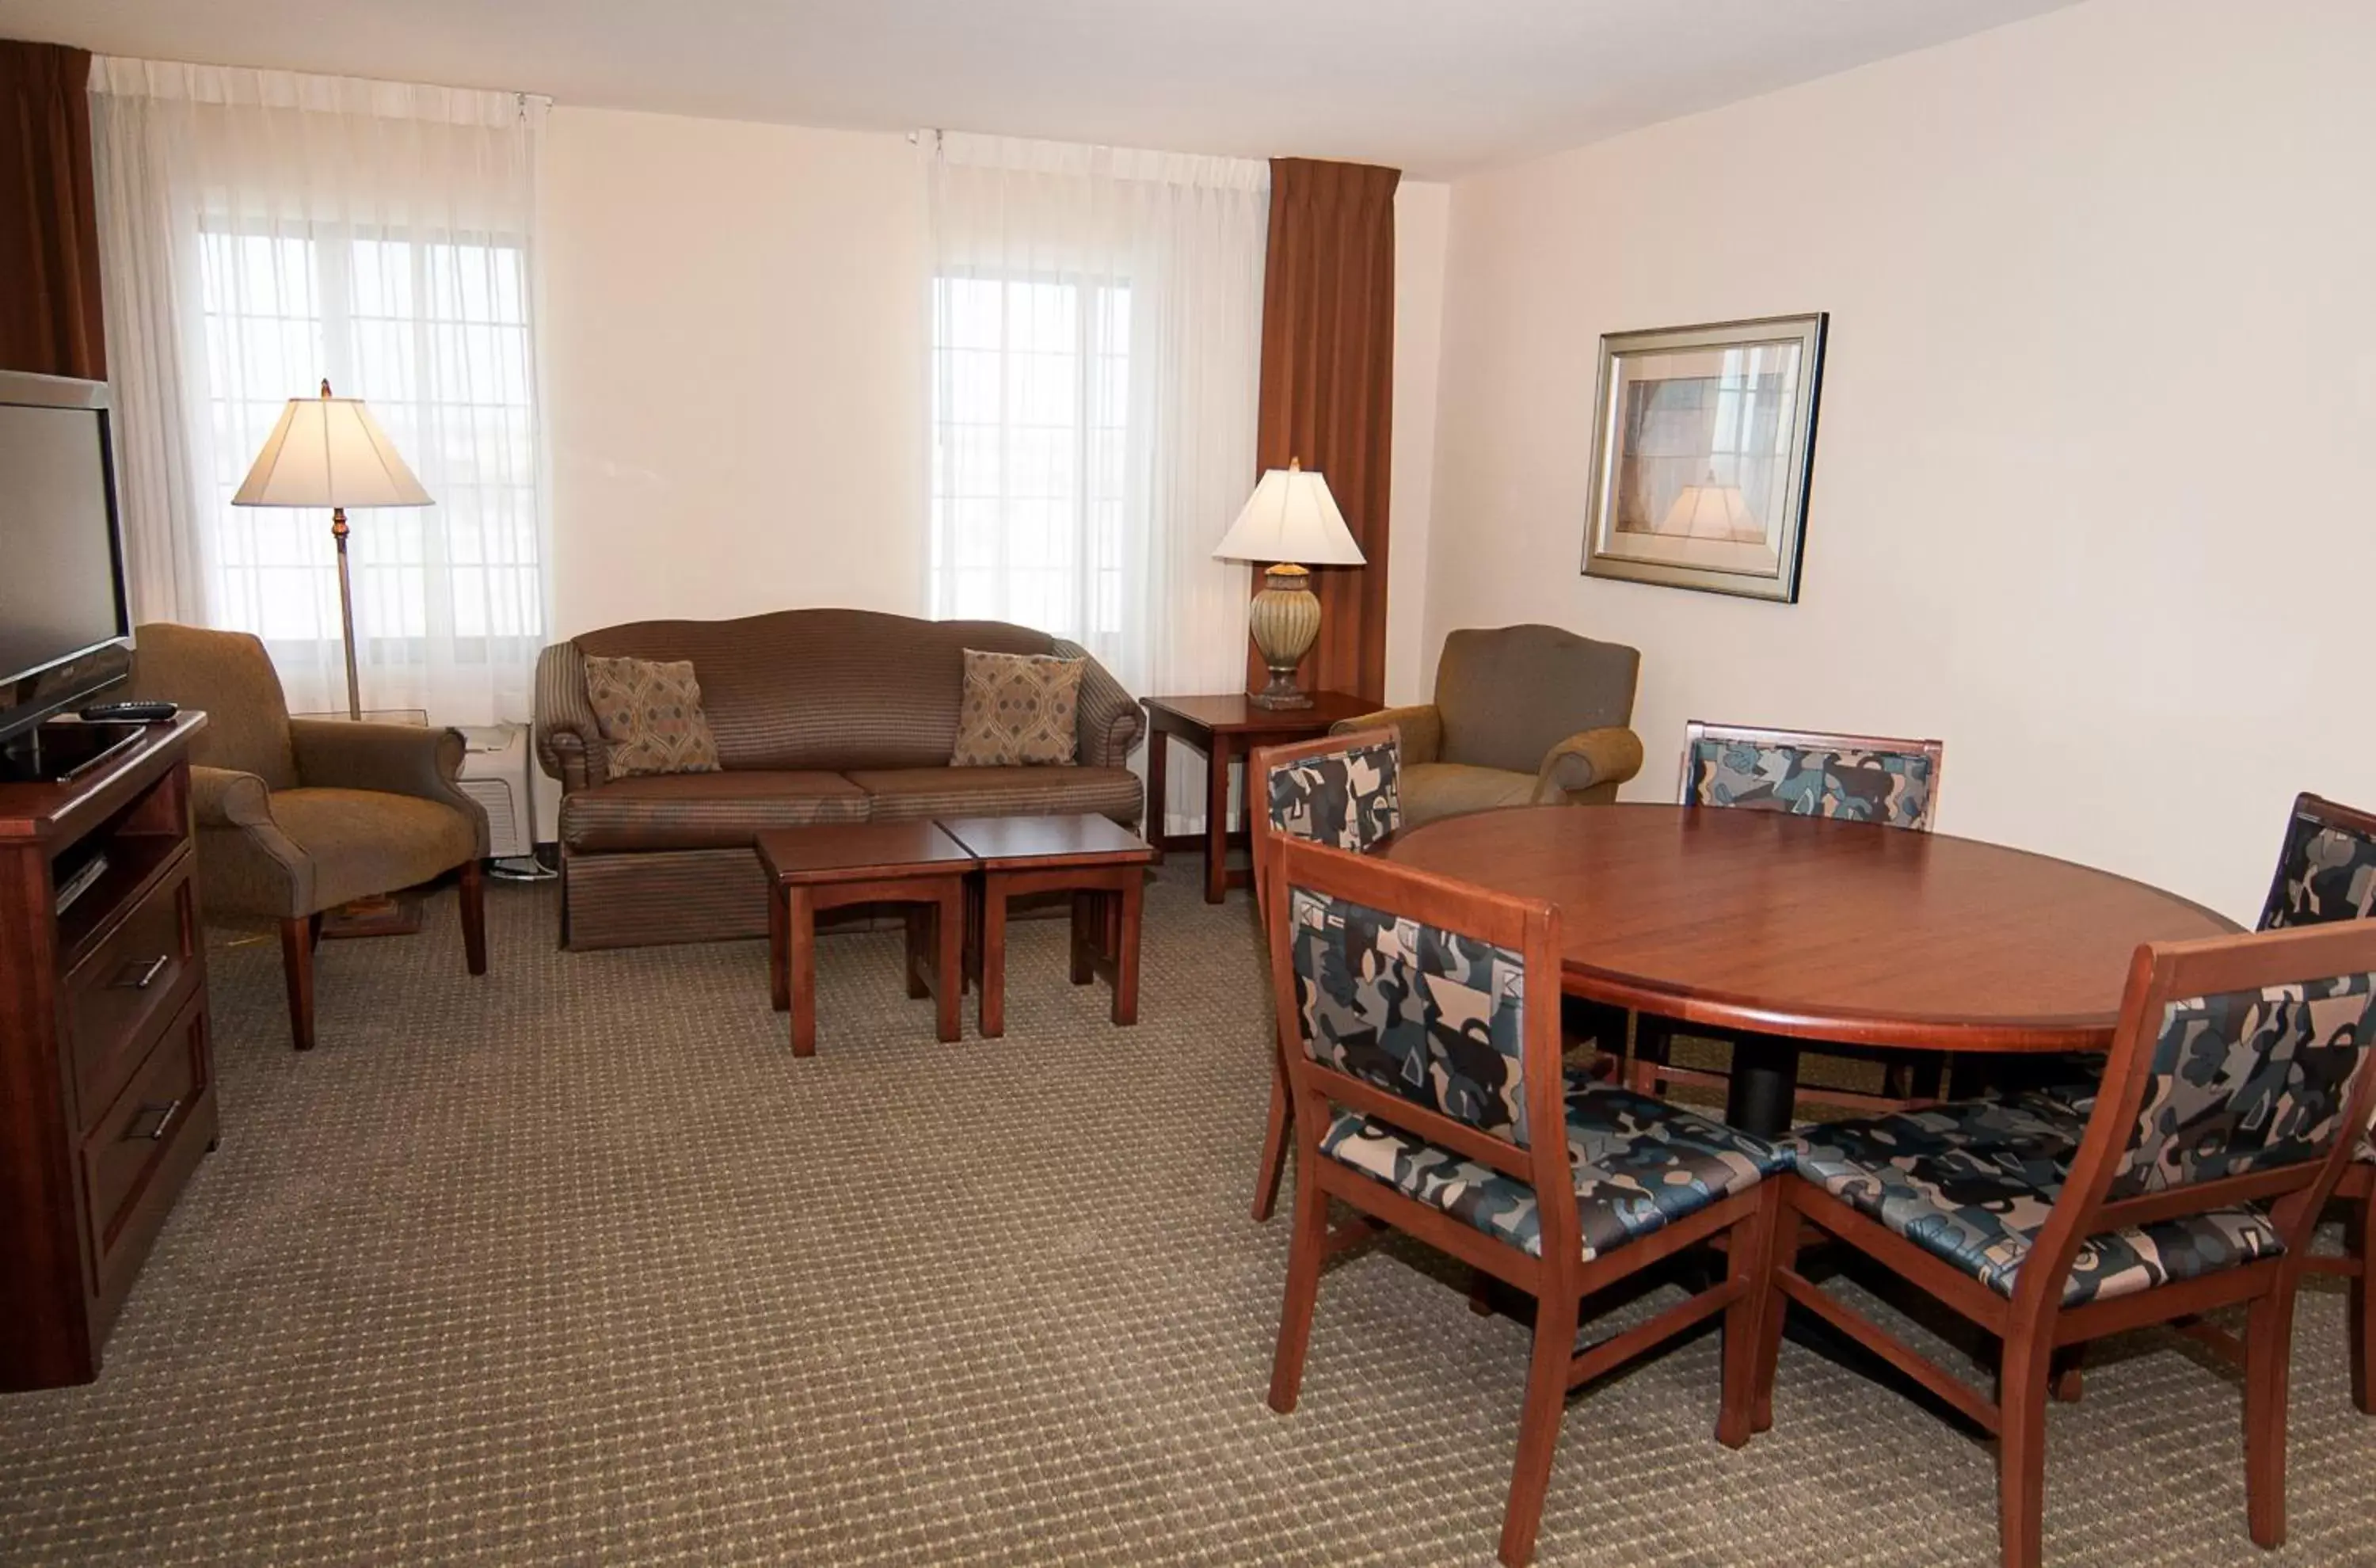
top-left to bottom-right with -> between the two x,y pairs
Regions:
1053,639 -> 1144,770
1332,704 -> 1442,765
1535,725 -> 1645,804
190,765 -> 277,831
289,719 -> 492,856
535,639 -> 607,793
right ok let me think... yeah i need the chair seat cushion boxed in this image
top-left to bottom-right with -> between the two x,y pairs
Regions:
1397,763 -> 1540,831
844,766 -> 1141,824
1318,1079 -> 1786,1262
271,788 -> 481,913
1782,1096 -> 2286,1307
561,771 -> 870,852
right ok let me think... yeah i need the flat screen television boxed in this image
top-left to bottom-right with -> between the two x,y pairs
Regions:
0,371 -> 133,746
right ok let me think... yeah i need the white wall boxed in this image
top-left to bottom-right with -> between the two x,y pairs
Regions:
1424,0 -> 2376,923
541,108 -> 930,634
542,102 -> 1449,702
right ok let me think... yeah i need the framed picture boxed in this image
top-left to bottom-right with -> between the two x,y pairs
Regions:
1581,313 -> 1827,603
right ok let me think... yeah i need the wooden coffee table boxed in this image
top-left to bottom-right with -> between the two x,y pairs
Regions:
936,814 -> 1156,1038
755,821 -> 977,1056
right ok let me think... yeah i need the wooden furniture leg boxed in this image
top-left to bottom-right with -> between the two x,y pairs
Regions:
1110,871 -> 1142,1025
307,911 -> 322,952
1069,891 -> 1097,984
459,857 -> 486,976
1718,1182 -> 1780,1448
1997,1331 -> 2052,1568
1628,1014 -> 1672,1097
280,915 -> 317,1052
902,907 -> 931,999
978,874 -> 1010,1039
933,882 -> 964,1043
2243,1284 -> 2295,1548
1145,725 -> 1169,865
786,886 -> 817,1057
1266,1156 -> 1331,1414
1498,1282 -> 1581,1567
768,881 -> 789,1013
1251,1053 -> 1292,1222
1752,1201 -> 1801,1433
2352,1193 -> 2374,1415
1203,732 -> 1232,904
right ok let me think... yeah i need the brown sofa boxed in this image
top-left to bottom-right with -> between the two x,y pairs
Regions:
535,608 -> 1145,949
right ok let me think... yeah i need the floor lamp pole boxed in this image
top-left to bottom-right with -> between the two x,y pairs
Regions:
331,503 -> 362,721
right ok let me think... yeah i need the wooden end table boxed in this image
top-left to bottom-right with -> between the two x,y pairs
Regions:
938,814 -> 1156,1037
1140,691 -> 1376,903
755,821 -> 978,1056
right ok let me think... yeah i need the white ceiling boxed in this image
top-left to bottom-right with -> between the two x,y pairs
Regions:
0,0 -> 2083,179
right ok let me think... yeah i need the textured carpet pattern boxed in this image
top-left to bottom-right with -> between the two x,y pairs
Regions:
1,862 -> 2372,1566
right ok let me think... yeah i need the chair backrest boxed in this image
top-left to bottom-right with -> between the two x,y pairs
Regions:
2018,919 -> 2376,1312
2258,792 -> 2376,932
1248,729 -> 1402,922
1433,624 -> 1639,774
1263,835 -> 1578,1257
126,622 -> 299,789
1679,720 -> 1943,832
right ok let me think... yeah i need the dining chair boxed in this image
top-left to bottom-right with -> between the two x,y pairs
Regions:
1245,729 -> 1403,1223
1262,835 -> 1786,1567
1754,919 -> 2376,1568
1636,721 -> 1950,1113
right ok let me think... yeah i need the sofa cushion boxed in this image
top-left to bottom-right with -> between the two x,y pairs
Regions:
561,771 -> 870,853
951,649 -> 1085,767
582,656 -> 721,778
1398,762 -> 1539,830
845,766 -> 1141,825
574,609 -> 1059,772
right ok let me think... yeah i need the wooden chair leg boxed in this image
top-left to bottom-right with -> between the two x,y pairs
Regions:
280,916 -> 317,1052
1468,1268 -> 1495,1315
2244,1285 -> 2295,1548
1719,1182 -> 1781,1448
2050,1345 -> 2085,1403
1497,1283 -> 1581,1568
459,858 -> 487,976
1752,1200 -> 1801,1433
307,911 -> 323,952
1997,1332 -> 2053,1568
1266,1155 -> 1331,1415
1250,1052 -> 1292,1222
1628,1015 -> 1673,1098
2351,1195 -> 2374,1417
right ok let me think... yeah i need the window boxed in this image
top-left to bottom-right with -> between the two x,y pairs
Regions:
929,272 -> 1130,640
198,225 -> 543,674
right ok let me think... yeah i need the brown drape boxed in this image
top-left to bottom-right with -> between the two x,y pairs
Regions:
0,39 -> 104,379
1252,157 -> 1399,704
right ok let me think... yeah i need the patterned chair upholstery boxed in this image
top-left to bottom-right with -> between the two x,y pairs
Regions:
1264,836 -> 1784,1566
1681,720 -> 1942,831
1759,919 -> 2376,1568
2260,793 -> 2376,931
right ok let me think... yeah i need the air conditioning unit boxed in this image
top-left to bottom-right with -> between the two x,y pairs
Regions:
457,722 -> 536,860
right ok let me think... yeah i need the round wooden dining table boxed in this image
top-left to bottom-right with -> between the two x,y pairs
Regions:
1383,804 -> 2241,1137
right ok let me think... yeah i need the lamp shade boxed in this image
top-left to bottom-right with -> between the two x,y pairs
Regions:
231,385 -> 431,509
1212,462 -> 1365,566
1655,480 -> 1762,542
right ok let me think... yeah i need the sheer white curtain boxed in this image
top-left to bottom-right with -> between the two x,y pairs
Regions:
90,59 -> 549,725
926,131 -> 1263,833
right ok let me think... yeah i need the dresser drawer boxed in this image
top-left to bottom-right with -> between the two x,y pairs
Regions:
66,854 -> 200,1132
82,991 -> 211,1275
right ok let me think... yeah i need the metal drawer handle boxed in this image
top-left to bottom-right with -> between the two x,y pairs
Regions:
110,954 -> 169,991
124,1098 -> 183,1143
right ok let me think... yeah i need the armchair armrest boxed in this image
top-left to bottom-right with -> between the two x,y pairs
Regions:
1332,704 -> 1442,765
1053,639 -> 1144,770
190,765 -> 277,831
289,719 -> 491,856
1535,725 -> 1644,804
534,639 -> 608,793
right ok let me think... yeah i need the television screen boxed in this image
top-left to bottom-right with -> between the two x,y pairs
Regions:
0,401 -> 126,684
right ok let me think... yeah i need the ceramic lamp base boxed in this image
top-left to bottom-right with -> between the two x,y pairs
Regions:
1247,563 -> 1321,709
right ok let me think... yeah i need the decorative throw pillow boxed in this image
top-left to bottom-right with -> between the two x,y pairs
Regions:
950,649 -> 1085,767
582,655 -> 722,778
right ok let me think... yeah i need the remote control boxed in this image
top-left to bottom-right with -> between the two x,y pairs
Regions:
78,700 -> 180,723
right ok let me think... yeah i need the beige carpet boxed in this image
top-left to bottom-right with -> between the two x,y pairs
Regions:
1,862 -> 2371,1567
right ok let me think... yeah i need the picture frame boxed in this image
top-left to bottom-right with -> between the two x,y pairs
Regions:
1580,312 -> 1827,603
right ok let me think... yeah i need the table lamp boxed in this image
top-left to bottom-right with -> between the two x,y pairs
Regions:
231,380 -> 433,720
1212,459 -> 1365,710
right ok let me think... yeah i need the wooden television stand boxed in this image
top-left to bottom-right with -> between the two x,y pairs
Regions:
0,712 -> 216,1391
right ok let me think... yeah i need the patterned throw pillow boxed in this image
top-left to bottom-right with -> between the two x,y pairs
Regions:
950,649 -> 1085,767
582,656 -> 722,778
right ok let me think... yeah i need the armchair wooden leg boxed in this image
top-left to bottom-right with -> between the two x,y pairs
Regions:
280,916 -> 317,1052
2351,1194 -> 2374,1416
459,858 -> 487,976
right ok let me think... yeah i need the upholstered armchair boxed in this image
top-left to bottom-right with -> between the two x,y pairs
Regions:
125,623 -> 489,1050
1334,624 -> 1643,830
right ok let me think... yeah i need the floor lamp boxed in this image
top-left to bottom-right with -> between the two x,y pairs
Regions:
231,379 -> 432,721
